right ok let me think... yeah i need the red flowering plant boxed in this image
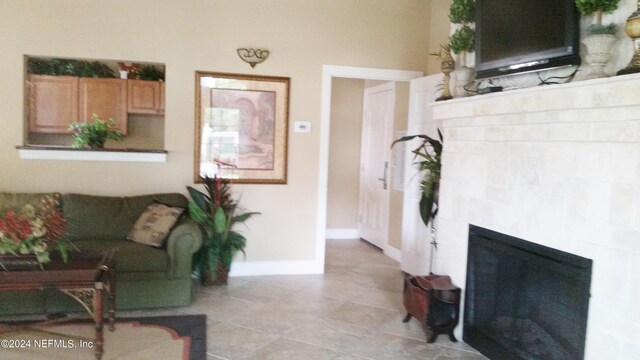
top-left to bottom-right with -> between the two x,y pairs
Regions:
0,195 -> 74,268
187,163 -> 259,285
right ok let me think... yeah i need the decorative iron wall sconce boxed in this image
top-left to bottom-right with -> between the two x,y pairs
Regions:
237,48 -> 270,68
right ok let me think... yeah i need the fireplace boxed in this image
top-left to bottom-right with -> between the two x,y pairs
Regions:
463,225 -> 593,360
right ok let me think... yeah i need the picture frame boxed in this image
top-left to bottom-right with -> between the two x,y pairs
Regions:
194,71 -> 290,184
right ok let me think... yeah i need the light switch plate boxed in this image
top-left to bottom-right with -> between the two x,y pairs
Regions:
294,121 -> 311,133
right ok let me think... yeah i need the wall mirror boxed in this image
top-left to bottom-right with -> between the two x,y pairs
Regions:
194,71 -> 289,184
25,55 -> 166,150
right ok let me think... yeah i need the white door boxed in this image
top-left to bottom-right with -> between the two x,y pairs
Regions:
401,74 -> 442,275
358,82 -> 395,249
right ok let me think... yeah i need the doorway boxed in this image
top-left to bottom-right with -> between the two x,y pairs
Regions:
318,66 -> 422,271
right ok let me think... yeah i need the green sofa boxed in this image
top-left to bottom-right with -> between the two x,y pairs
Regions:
0,192 -> 202,316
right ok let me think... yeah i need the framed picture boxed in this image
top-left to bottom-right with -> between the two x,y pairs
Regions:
194,71 -> 290,184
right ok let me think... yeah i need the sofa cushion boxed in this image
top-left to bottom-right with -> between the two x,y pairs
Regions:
63,193 -> 187,242
74,240 -> 169,273
127,203 -> 185,247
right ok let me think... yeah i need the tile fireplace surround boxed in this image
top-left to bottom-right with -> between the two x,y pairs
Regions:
430,73 -> 640,360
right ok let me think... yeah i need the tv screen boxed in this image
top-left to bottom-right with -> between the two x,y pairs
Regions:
475,0 -> 581,80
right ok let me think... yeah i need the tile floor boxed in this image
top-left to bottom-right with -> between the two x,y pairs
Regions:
121,239 -> 487,360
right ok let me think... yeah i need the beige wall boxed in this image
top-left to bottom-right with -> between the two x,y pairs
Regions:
327,78 -> 364,230
0,1 -> 435,265
427,0 -> 452,75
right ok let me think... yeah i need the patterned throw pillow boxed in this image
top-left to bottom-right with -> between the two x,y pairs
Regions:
127,203 -> 184,248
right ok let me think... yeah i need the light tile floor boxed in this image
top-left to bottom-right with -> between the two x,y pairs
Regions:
119,239 -> 486,360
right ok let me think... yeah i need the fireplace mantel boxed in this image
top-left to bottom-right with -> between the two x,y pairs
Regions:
430,74 -> 640,360
433,72 -> 640,124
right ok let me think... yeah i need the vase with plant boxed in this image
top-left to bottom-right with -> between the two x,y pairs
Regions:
431,44 -> 456,101
0,194 -> 75,270
187,175 -> 259,285
449,0 -> 476,97
68,113 -> 124,149
575,0 -> 622,79
617,0 -> 640,75
392,130 -> 443,273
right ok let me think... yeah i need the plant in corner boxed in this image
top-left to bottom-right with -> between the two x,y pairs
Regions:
187,175 -> 259,285
392,130 -> 443,273
68,113 -> 124,150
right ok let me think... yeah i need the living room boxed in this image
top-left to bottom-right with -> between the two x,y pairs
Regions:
1,0 -> 639,359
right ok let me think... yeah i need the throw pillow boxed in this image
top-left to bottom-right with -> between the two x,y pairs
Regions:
127,203 -> 184,248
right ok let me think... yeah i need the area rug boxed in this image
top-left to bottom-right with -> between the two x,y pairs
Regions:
0,314 -> 206,360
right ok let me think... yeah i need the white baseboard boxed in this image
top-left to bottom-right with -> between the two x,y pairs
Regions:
384,245 -> 402,262
229,260 -> 324,277
326,228 -> 358,239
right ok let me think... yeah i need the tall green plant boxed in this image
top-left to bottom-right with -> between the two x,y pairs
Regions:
391,130 -> 443,229
187,175 -> 259,284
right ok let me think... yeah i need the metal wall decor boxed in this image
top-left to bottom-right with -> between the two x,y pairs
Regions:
236,48 -> 270,68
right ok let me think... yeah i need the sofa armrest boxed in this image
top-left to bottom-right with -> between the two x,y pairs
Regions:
166,218 -> 203,279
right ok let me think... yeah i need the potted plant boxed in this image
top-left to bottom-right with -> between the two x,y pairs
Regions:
431,44 -> 456,101
575,0 -> 622,79
449,0 -> 476,97
617,1 -> 640,75
68,113 -> 124,149
576,0 -> 621,34
393,131 -> 450,340
392,130 -> 443,272
187,175 -> 259,285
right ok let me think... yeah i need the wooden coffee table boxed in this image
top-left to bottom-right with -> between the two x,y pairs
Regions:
0,250 -> 116,360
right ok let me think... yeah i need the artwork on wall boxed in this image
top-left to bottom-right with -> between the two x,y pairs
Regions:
194,71 -> 289,184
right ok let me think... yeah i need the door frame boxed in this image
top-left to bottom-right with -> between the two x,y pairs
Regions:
316,65 -> 423,272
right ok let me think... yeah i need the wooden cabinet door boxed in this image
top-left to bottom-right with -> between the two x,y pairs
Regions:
28,75 -> 78,133
78,78 -> 128,135
127,80 -> 164,115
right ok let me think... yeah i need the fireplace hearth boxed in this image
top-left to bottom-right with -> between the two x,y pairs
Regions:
464,225 -> 593,360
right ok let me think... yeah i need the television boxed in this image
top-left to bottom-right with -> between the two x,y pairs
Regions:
475,0 -> 581,80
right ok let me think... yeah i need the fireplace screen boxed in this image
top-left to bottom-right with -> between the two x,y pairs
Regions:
464,225 -> 592,360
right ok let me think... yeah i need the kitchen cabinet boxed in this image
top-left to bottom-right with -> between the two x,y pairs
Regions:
127,80 -> 165,115
27,75 -> 79,133
78,78 -> 128,135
